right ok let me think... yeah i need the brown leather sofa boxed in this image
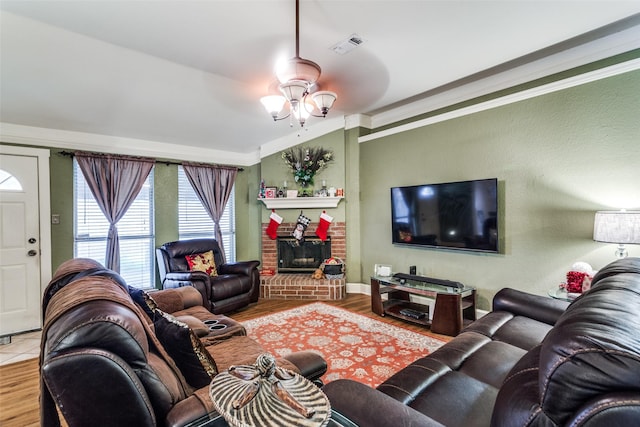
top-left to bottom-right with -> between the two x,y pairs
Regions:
323,257 -> 640,426
40,258 -> 326,427
156,238 -> 260,314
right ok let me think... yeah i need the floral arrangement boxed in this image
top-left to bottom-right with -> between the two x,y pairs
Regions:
281,146 -> 333,188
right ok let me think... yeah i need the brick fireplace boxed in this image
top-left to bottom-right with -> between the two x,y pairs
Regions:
260,221 -> 346,300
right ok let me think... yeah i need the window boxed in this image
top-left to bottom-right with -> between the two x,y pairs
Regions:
0,169 -> 22,191
178,166 -> 236,262
74,160 -> 155,289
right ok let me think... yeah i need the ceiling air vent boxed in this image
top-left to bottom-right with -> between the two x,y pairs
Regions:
330,34 -> 365,55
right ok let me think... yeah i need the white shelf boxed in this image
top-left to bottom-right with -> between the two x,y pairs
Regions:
258,197 -> 344,209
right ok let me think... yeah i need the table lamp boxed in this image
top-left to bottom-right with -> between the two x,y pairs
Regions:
593,210 -> 640,258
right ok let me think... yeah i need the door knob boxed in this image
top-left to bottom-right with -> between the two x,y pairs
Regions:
29,238 -> 37,244
28,250 -> 38,256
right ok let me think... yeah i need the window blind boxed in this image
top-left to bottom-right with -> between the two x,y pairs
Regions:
73,160 -> 155,289
178,166 -> 236,262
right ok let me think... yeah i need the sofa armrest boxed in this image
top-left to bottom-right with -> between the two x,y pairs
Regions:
322,379 -> 445,427
218,260 -> 260,276
161,271 -> 211,310
165,395 -> 212,427
163,271 -> 209,283
283,351 -> 327,382
150,286 -> 205,313
493,288 -> 569,326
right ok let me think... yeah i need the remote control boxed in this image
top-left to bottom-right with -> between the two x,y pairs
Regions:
399,308 -> 426,319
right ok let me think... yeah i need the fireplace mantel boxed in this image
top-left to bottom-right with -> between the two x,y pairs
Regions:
258,197 -> 344,209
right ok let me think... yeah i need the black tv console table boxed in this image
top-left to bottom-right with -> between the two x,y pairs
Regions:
370,275 -> 476,336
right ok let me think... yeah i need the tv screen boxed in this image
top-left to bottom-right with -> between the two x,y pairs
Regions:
391,178 -> 499,253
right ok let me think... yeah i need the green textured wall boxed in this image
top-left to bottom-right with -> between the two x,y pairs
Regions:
259,129 -> 347,224
359,70 -> 640,310
235,163 -> 262,261
49,150 -> 74,271
154,164 -> 179,246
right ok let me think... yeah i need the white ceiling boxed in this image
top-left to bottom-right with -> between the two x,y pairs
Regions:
1,1 -> 639,166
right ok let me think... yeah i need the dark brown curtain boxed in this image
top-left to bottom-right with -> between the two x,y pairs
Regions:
75,152 -> 154,272
183,163 -> 238,263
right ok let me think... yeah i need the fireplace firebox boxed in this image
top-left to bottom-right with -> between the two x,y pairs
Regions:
277,237 -> 331,273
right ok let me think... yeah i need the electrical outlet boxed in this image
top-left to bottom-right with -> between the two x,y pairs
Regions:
51,214 -> 60,224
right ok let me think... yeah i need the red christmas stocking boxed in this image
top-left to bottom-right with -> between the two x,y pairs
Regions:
265,210 -> 283,240
315,211 -> 333,241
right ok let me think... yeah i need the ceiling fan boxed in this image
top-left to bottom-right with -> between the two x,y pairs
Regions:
260,0 -> 337,128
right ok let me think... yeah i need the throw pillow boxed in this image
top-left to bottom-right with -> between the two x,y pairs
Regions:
154,310 -> 218,388
128,286 -> 159,320
185,250 -> 218,277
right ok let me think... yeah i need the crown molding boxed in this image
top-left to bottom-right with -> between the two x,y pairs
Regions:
360,57 -> 640,144
0,123 -> 261,166
345,114 -> 372,130
368,18 -> 640,130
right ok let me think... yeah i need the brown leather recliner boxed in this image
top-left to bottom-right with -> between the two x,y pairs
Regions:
40,258 -> 327,427
156,238 -> 260,314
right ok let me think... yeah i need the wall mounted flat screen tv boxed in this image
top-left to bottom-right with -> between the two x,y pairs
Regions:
391,178 -> 499,253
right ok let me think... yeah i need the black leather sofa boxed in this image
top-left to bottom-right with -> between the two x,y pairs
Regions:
323,257 -> 640,426
156,238 -> 260,314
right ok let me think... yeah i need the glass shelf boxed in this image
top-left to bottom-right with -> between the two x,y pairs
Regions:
258,197 -> 344,209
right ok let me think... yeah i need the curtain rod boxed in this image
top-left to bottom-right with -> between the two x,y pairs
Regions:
59,151 -> 244,171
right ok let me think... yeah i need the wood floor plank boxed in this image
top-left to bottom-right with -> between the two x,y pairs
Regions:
0,358 -> 41,427
0,293 -> 450,426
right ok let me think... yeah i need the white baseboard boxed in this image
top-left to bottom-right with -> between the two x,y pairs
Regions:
346,282 -> 371,295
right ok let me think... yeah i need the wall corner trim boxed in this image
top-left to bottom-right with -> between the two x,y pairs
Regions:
358,58 -> 640,144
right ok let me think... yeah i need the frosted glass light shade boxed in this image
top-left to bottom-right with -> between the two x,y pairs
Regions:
260,95 -> 286,118
279,80 -> 308,104
292,102 -> 311,126
311,91 -> 337,115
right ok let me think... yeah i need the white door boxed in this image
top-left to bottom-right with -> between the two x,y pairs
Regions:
0,154 -> 41,335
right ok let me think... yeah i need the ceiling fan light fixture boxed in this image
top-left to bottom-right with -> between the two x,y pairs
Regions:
261,0 -> 338,129
260,95 -> 287,119
279,80 -> 309,104
311,91 -> 337,116
293,102 -> 311,127
276,57 -> 321,85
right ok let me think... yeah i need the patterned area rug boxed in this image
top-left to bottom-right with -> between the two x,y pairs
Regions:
243,302 -> 446,388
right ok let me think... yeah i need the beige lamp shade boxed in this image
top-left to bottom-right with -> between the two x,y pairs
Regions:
593,210 -> 640,258
593,211 -> 640,244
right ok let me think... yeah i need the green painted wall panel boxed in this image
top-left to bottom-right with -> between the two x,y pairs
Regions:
49,150 -> 74,271
359,70 -> 640,310
259,130 -> 348,224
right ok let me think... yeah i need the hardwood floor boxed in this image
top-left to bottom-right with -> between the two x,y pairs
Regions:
0,293 -> 450,427
0,358 -> 41,427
